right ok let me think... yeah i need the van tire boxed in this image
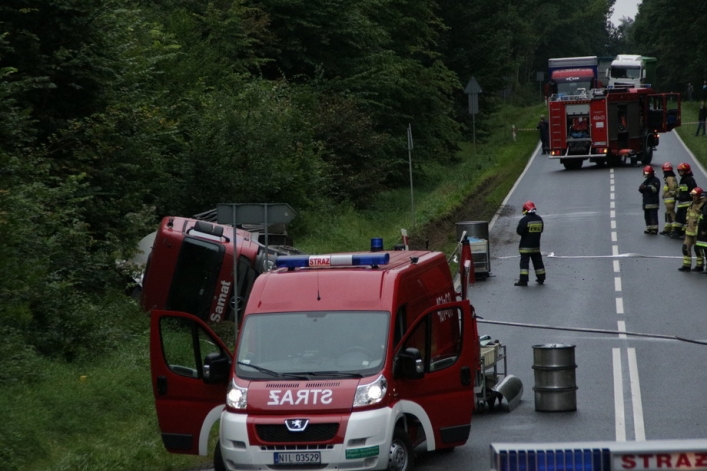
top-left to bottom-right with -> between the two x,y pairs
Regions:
214,442 -> 226,471
388,428 -> 414,471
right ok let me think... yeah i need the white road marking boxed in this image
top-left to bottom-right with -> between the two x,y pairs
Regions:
616,298 -> 624,314
612,231 -> 618,242
613,348 -> 627,442
614,277 -> 622,292
617,320 -> 627,338
613,260 -> 621,272
628,348 -> 646,441
611,220 -> 617,229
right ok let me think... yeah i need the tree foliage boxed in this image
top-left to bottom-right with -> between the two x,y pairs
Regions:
2,0 -> 698,366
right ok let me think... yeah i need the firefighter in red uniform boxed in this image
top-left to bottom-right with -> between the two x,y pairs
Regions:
671,162 -> 698,239
679,187 -> 705,272
515,201 -> 545,286
659,162 -> 678,235
639,165 -> 661,234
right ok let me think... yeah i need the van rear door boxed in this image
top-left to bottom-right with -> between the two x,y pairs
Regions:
150,310 -> 232,455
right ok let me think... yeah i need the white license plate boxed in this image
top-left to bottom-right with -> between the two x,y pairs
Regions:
274,451 -> 321,464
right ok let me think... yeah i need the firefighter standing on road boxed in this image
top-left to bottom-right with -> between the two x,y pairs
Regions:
679,187 -> 706,272
515,201 -> 545,286
639,165 -> 661,234
660,162 -> 678,235
537,115 -> 549,154
671,162 -> 697,239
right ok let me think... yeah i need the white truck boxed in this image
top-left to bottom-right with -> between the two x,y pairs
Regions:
606,54 -> 657,89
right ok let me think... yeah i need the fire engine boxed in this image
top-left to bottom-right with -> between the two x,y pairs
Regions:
547,86 -> 681,170
149,238 -> 522,471
141,216 -> 287,323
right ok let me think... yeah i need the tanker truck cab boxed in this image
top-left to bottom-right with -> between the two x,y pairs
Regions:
150,248 -> 481,471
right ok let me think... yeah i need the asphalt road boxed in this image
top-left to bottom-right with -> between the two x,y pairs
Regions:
414,129 -> 707,471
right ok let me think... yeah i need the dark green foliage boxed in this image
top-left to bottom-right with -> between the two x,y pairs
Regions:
631,0 -> 707,92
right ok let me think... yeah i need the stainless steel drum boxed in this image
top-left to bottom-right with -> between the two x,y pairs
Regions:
532,344 -> 577,412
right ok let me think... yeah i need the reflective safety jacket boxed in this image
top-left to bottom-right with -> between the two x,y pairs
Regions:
677,173 -> 697,209
639,175 -> 661,209
517,211 -> 544,253
662,171 -> 678,204
685,200 -> 704,236
696,202 -> 707,247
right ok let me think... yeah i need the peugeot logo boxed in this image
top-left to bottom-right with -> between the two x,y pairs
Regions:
285,419 -> 309,432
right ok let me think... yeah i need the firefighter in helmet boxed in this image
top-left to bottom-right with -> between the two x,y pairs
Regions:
638,165 -> 661,234
659,162 -> 678,235
515,201 -> 545,286
679,187 -> 706,272
671,162 -> 697,239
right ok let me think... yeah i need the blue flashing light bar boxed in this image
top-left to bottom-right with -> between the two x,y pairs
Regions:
495,448 -> 609,471
491,440 -> 707,471
276,253 -> 390,269
370,237 -> 384,252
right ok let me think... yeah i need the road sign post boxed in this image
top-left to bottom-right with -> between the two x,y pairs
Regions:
465,76 -> 483,153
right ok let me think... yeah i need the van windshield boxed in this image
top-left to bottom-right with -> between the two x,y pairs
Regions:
236,311 -> 389,379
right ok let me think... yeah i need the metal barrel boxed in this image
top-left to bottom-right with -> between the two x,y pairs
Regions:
532,344 -> 577,412
455,221 -> 491,276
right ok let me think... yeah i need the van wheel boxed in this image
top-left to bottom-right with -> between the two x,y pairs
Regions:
214,442 -> 226,471
389,428 -> 415,471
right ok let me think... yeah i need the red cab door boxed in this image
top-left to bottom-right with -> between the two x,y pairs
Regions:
150,310 -> 233,455
393,301 -> 479,449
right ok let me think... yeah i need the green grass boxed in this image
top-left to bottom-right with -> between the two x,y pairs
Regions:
296,103 -> 543,255
676,100 -> 707,167
1,102 -> 542,471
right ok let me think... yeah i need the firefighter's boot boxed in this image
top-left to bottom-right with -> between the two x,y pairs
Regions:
678,265 -> 691,272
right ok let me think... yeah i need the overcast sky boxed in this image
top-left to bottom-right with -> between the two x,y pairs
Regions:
610,0 -> 641,25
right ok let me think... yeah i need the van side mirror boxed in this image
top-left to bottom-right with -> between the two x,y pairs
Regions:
203,352 -> 231,384
394,348 -> 424,380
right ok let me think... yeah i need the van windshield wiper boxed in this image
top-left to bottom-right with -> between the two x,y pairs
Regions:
289,371 -> 364,379
237,361 -> 310,380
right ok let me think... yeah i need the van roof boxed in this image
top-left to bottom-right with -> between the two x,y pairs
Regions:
246,250 -> 449,314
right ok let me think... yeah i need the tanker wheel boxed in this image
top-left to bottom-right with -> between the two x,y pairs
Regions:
388,428 -> 415,471
641,145 -> 654,165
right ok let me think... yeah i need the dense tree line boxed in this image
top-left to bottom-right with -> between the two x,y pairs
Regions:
4,0 -> 695,365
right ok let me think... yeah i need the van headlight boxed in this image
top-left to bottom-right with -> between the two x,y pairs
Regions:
226,380 -> 248,409
353,375 -> 387,407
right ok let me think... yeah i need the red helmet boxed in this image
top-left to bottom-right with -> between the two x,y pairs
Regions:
678,162 -> 691,172
643,165 -> 654,175
662,162 -> 673,172
522,201 -> 536,214
690,187 -> 703,197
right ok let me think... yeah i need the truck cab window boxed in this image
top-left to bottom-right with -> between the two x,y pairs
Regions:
166,237 -> 224,320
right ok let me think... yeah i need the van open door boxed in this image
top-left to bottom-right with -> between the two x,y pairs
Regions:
393,301 -> 479,450
648,93 -> 681,132
150,310 -> 233,455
